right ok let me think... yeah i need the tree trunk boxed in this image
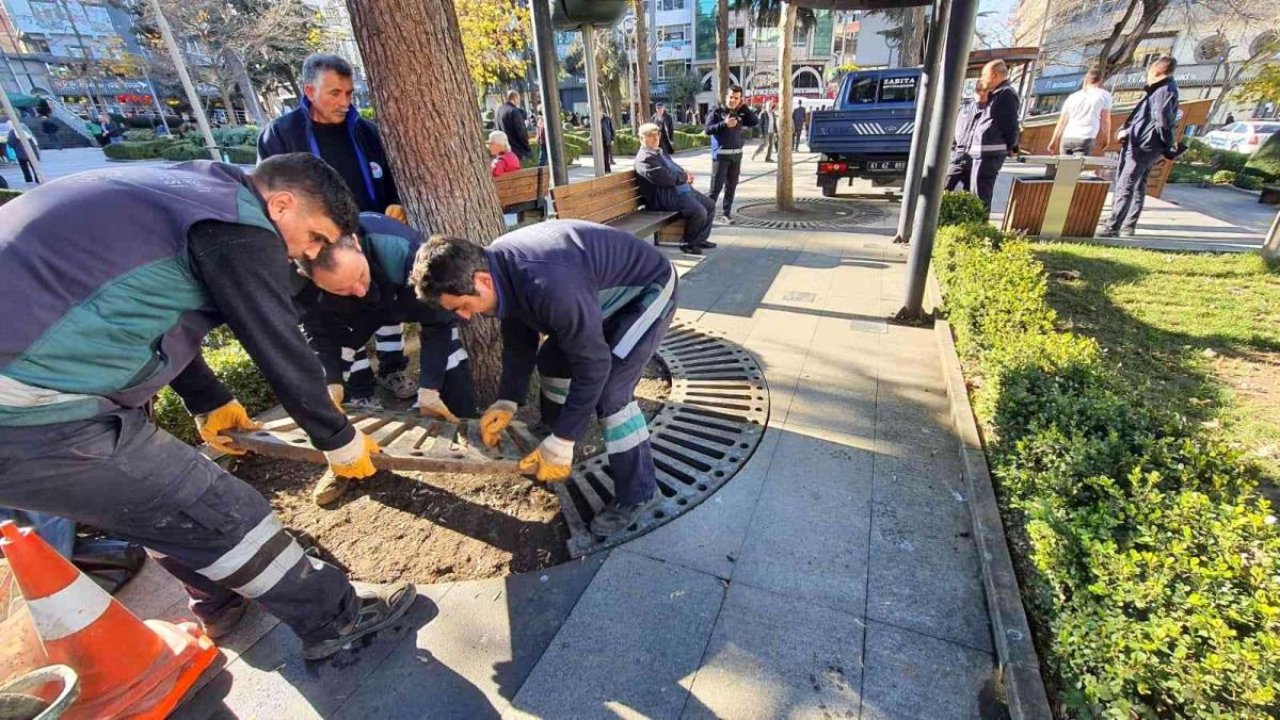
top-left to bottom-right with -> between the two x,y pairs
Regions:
631,0 -> 651,120
899,7 -> 926,67
776,2 -> 796,211
716,0 -> 730,98
218,81 -> 240,126
225,48 -> 266,126
346,0 -> 507,402
1096,0 -> 1168,79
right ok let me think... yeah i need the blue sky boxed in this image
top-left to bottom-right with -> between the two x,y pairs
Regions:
975,0 -> 1019,47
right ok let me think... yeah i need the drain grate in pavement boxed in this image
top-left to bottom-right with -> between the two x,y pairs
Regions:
729,197 -> 888,231
555,323 -> 771,557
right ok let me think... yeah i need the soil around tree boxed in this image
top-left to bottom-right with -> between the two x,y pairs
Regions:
233,358 -> 670,585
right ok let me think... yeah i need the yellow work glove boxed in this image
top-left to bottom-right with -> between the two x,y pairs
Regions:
194,400 -> 262,455
417,388 -> 460,423
384,204 -> 407,223
479,400 -> 517,448
323,431 -> 382,480
327,383 -> 345,412
519,435 -> 574,483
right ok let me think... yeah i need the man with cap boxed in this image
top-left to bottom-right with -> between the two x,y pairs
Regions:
634,122 -> 716,254
0,154 -> 415,658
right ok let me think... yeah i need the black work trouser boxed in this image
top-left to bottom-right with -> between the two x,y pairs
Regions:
971,155 -> 1005,210
603,143 -> 613,173
709,154 -> 743,214
945,154 -> 971,192
0,409 -> 358,642
1105,145 -> 1161,232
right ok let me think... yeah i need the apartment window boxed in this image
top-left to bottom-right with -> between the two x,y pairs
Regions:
733,28 -> 745,48
658,60 -> 691,79
29,1 -> 65,27
21,37 -> 51,54
657,0 -> 686,10
793,27 -> 809,49
657,24 -> 690,44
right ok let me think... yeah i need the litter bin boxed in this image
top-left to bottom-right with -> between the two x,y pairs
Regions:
1003,154 -> 1118,239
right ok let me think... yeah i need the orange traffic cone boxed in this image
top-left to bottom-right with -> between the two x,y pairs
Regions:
0,520 -> 219,719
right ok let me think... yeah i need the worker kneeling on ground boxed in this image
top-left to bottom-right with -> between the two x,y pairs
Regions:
294,211 -> 479,505
413,220 -> 677,538
0,155 -> 415,659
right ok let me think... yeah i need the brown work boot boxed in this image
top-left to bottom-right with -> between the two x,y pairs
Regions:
200,600 -> 249,640
312,471 -> 350,507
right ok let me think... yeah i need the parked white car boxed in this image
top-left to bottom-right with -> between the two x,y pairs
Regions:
1202,121 -> 1280,154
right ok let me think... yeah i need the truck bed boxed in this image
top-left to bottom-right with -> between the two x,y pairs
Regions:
808,106 -> 917,156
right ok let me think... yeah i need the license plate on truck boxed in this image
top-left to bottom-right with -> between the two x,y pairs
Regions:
868,161 -> 906,171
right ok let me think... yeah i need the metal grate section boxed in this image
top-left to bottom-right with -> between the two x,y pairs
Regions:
556,323 -> 770,557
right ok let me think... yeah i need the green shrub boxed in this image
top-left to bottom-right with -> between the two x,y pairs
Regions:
0,189 -> 22,207
102,139 -> 178,160
211,126 -> 258,148
1211,169 -> 1237,185
613,133 -> 640,155
152,334 -> 276,445
220,145 -> 257,164
1209,147 -> 1249,172
123,129 -> 155,142
673,130 -> 709,151
519,141 -> 582,169
1243,132 -> 1280,182
1234,173 -> 1265,191
938,190 -> 989,227
161,142 -> 212,161
359,107 -> 375,121
1180,138 -> 1214,165
935,224 -> 1280,718
1169,162 -> 1211,184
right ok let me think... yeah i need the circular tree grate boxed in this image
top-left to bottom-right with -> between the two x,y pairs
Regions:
554,323 -> 770,557
729,197 -> 889,230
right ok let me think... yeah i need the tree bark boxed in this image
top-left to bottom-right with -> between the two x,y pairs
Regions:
1096,0 -> 1169,79
716,0 -> 730,97
776,2 -> 796,211
899,7 -> 926,67
346,0 -> 507,403
225,48 -> 266,126
631,0 -> 651,119
217,81 -> 240,126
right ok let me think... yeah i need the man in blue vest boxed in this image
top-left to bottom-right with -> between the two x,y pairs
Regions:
259,53 -> 416,402
294,212 -> 478,505
705,85 -> 759,221
0,155 -> 416,659
413,221 -> 677,538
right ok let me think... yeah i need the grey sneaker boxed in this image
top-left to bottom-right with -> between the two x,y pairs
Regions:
1096,228 -> 1119,238
379,370 -> 417,400
345,396 -> 383,412
301,581 -> 417,661
1118,227 -> 1136,237
590,497 -> 658,538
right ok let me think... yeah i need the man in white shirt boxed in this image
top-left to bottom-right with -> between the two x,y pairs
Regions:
1047,69 -> 1113,155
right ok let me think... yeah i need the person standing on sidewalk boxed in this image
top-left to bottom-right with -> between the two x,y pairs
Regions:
705,86 -> 759,221
258,53 -> 416,403
495,90 -> 533,162
6,125 -> 38,184
945,96 -> 981,193
963,60 -> 1021,210
600,111 -> 615,173
0,155 -> 415,657
1100,56 -> 1183,238
791,100 -> 807,150
652,103 -> 676,155
414,221 -> 678,537
1047,69 -> 1112,156
635,123 -> 716,254
752,100 -> 779,162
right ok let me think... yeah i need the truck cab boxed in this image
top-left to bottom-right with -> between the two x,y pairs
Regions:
809,68 -> 920,196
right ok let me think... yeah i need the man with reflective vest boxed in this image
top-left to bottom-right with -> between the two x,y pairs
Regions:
0,155 -> 415,659
414,220 -> 677,537
961,60 -> 1021,210
258,53 -> 417,403
294,212 -> 478,505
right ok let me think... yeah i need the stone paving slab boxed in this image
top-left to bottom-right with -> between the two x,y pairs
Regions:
509,550 -> 726,719
732,427 -> 875,617
860,620 -> 997,720
683,582 -> 864,720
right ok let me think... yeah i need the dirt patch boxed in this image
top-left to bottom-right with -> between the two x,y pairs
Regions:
233,357 -> 671,585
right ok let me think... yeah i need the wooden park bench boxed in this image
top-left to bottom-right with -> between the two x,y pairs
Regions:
493,166 -> 549,221
551,170 -> 686,245
1260,183 -> 1280,205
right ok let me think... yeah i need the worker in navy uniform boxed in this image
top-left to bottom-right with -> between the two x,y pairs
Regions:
294,212 -> 478,505
705,85 -> 759,221
413,220 -> 677,537
0,155 -> 415,658
960,60 -> 1021,209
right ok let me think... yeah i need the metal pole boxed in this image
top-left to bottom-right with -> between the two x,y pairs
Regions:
898,0 -> 981,320
56,0 -> 102,117
648,0 -> 657,87
0,85 -> 40,182
582,26 -> 607,177
149,0 -> 217,160
894,0 -> 950,244
139,61 -> 171,135
529,0 -> 567,186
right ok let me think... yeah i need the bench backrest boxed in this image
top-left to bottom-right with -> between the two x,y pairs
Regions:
551,170 -> 643,224
493,166 -> 548,210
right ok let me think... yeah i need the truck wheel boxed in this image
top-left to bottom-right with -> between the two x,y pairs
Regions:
821,184 -> 837,198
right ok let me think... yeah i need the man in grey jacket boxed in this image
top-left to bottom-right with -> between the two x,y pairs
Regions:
1099,56 -> 1183,238
634,123 -> 715,254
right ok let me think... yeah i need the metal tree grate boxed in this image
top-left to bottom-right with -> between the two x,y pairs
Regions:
556,323 -> 770,557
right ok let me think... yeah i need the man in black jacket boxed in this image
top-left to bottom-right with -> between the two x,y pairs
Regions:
259,53 -> 416,403
705,86 -> 759,220
752,100 -> 779,162
652,103 -> 676,155
791,100 -> 807,150
634,123 -> 715,254
961,60 -> 1020,210
600,111 -> 615,173
496,91 -> 533,160
1100,56 -> 1183,238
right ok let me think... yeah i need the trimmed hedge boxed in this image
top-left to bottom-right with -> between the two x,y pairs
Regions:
938,190 -> 988,226
103,139 -> 179,160
152,328 -> 275,445
935,223 -> 1280,718
0,189 -> 22,207
1243,133 -> 1280,183
1211,169 -> 1237,185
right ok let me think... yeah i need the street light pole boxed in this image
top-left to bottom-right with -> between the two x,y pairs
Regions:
582,26 -> 607,177
147,0 -> 218,160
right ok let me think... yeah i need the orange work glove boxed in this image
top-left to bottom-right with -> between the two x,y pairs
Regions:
194,400 -> 262,455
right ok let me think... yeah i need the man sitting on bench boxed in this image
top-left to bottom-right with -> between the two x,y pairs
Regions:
634,123 -> 716,255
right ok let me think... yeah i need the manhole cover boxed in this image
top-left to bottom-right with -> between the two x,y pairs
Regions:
730,197 -> 887,230
555,323 -> 770,557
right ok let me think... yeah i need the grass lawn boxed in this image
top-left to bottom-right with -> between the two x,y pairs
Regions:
1035,242 -> 1280,496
